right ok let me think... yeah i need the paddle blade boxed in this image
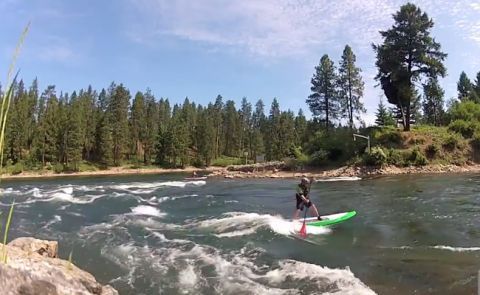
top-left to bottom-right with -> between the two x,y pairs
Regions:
299,221 -> 307,237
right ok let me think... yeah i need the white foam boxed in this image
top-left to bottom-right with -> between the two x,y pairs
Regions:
112,180 -> 206,191
431,245 -> 480,252
315,176 -> 361,182
131,205 -> 165,218
178,263 -> 199,290
194,212 -> 330,238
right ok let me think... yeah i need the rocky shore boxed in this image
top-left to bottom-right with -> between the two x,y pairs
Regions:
0,237 -> 117,295
207,162 -> 480,179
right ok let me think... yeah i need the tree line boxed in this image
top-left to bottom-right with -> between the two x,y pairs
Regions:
1,80 -> 311,170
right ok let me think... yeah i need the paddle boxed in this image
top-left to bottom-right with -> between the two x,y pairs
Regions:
299,177 -> 313,238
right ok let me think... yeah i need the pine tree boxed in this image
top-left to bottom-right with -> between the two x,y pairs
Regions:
239,97 -> 252,157
130,91 -> 146,162
66,95 -> 83,170
144,89 -> 158,164
38,86 -> 60,165
80,86 -> 97,161
108,83 -> 130,166
212,95 -> 223,158
294,109 -> 307,147
223,100 -> 240,157
266,98 -> 281,160
373,3 -> 447,131
196,106 -> 215,165
338,45 -> 365,128
423,78 -> 445,125
375,98 -> 395,127
251,99 -> 265,161
457,71 -> 478,102
307,54 -> 339,131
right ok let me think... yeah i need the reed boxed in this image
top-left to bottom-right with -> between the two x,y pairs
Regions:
0,23 -> 30,263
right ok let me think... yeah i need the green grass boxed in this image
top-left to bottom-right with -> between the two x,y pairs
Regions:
0,23 -> 30,264
211,156 -> 244,167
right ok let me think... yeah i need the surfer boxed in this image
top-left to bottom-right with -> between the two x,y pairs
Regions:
293,177 -> 322,220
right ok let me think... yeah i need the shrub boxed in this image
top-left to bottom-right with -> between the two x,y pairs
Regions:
425,144 -> 440,159
9,162 -> 23,175
363,146 -> 387,166
53,163 -> 64,174
211,156 -> 243,167
448,119 -> 477,138
309,149 -> 329,166
442,134 -> 462,151
386,149 -> 407,167
375,129 -> 403,147
408,148 -> 428,166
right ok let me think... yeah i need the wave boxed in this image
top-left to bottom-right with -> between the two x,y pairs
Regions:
431,245 -> 480,252
191,212 -> 330,238
111,180 -> 206,191
130,205 -> 166,218
100,234 -> 374,294
315,176 -> 361,182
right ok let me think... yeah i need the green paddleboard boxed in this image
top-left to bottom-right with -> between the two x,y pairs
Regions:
297,211 -> 357,227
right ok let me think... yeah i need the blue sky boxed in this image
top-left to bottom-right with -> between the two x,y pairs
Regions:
1,0 -> 479,125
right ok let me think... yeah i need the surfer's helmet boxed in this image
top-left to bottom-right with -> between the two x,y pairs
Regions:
301,177 -> 309,184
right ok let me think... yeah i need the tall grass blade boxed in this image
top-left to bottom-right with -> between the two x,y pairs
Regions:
2,201 -> 14,263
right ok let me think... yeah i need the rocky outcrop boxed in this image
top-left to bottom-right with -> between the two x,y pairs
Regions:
0,237 -> 118,295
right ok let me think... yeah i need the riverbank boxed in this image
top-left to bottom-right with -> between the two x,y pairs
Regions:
2,162 -> 480,181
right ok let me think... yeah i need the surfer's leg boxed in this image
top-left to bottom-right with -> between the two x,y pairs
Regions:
293,209 -> 301,219
309,203 -> 321,219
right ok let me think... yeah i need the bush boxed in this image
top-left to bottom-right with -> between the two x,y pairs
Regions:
448,119 -> 478,138
408,148 -> 428,166
375,129 -> 403,147
386,149 -> 407,166
363,147 -> 388,166
425,144 -> 440,159
211,156 -> 243,167
309,149 -> 329,166
443,134 -> 462,151
53,163 -> 64,174
9,162 -> 23,175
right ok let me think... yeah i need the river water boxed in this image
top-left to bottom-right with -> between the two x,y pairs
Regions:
1,173 -> 479,294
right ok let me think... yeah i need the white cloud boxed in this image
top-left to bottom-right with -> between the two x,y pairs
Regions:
126,0 -> 480,58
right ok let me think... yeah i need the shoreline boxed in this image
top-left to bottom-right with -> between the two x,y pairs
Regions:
1,163 -> 480,181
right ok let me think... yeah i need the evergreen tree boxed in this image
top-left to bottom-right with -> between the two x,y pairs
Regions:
375,98 -> 395,126
196,106 -> 215,165
373,3 -> 447,131
294,109 -> 307,147
108,83 -> 130,166
223,100 -> 240,157
212,95 -> 223,158
144,89 -> 158,164
338,45 -> 365,128
423,78 -> 445,125
130,91 -> 146,162
307,54 -> 339,131
457,71 -> 478,102
266,98 -> 281,160
239,97 -> 252,156
37,86 -> 60,165
66,95 -> 83,170
251,99 -> 265,161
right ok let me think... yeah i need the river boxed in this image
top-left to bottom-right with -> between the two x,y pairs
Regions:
1,173 -> 479,294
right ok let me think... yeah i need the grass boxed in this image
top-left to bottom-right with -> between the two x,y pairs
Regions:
0,23 -> 30,263
211,156 -> 244,167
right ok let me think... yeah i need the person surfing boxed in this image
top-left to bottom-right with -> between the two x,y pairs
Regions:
293,177 -> 322,221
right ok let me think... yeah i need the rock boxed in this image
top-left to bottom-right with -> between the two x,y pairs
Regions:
8,237 -> 58,258
0,237 -> 118,295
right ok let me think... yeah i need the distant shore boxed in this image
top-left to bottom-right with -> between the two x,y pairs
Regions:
2,162 -> 480,181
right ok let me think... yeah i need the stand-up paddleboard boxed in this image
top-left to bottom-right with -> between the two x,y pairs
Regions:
296,211 -> 356,227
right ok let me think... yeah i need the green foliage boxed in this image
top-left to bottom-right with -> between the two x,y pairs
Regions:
53,163 -> 64,174
408,147 -> 428,166
375,99 -> 395,127
309,150 -> 329,166
448,119 -> 478,138
373,128 -> 403,148
363,146 -> 387,166
425,144 -> 440,159
373,3 -> 446,131
423,78 -> 445,126
442,133 -> 462,151
307,54 -> 339,130
386,149 -> 407,166
211,156 -> 243,167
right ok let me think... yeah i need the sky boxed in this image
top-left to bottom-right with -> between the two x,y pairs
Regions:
0,0 -> 479,125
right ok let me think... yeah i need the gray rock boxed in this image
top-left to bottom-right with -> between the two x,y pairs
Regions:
0,238 -> 118,295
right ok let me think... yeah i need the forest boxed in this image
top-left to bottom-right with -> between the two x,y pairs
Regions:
2,3 -> 480,173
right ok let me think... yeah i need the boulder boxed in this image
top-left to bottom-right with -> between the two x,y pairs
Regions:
0,237 -> 118,295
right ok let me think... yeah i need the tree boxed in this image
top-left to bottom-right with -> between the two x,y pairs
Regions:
108,83 -> 130,166
423,78 -> 445,125
251,99 -> 265,161
239,97 -> 252,156
373,3 -> 447,131
294,109 -> 307,147
196,107 -> 215,165
130,91 -> 146,162
66,96 -> 83,170
307,54 -> 339,131
457,71 -> 478,102
223,100 -> 240,157
338,45 -> 365,128
212,95 -> 223,158
375,98 -> 395,127
144,89 -> 158,164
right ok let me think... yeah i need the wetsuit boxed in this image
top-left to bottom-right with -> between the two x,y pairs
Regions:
296,183 -> 312,211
